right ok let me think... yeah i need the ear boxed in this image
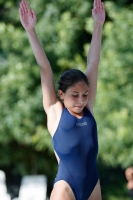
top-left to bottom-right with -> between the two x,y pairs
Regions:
58,90 -> 64,100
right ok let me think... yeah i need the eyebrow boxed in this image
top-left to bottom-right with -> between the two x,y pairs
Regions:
72,91 -> 89,94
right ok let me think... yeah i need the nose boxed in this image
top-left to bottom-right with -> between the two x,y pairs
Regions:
77,96 -> 84,104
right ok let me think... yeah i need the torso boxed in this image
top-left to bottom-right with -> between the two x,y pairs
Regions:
49,104 -> 99,200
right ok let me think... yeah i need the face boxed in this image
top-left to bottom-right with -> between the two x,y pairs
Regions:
58,81 -> 89,114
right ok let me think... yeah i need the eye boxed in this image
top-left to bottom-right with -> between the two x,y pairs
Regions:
72,94 -> 78,97
83,93 -> 88,97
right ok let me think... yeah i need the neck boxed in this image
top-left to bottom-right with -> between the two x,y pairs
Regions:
66,108 -> 84,119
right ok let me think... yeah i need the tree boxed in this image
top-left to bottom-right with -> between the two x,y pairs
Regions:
0,0 -> 133,199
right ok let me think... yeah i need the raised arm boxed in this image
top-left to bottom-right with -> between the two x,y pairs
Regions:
86,0 -> 105,111
19,0 -> 58,114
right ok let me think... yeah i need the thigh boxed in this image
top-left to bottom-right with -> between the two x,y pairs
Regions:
88,180 -> 102,200
50,180 -> 76,200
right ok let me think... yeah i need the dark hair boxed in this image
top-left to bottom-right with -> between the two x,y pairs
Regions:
57,69 -> 89,93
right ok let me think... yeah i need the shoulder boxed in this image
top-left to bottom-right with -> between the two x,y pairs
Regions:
49,100 -> 64,117
86,103 -> 94,116
85,104 -> 97,125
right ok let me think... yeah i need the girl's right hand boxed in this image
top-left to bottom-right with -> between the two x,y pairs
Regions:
19,0 -> 36,31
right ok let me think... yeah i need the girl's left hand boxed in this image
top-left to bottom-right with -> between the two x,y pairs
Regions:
92,0 -> 106,25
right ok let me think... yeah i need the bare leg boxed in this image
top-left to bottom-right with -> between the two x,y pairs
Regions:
50,180 -> 76,200
88,180 -> 102,200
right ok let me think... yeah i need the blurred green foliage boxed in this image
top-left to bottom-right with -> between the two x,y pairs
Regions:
0,0 -> 133,199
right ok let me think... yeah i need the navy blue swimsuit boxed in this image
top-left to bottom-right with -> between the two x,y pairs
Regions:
52,107 -> 99,200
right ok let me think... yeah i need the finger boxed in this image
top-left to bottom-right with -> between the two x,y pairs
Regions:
19,3 -> 23,16
92,8 -> 97,15
93,0 -> 97,8
20,2 -> 25,16
97,0 -> 100,8
24,0 -> 31,13
19,7 -> 23,17
101,2 -> 104,10
23,1 -> 29,13
100,0 -> 103,9
21,1 -> 27,14
31,10 -> 36,18
99,0 -> 102,8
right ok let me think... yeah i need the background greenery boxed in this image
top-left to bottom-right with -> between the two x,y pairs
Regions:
0,0 -> 133,199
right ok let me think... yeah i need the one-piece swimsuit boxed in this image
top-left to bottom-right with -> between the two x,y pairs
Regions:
52,107 -> 99,200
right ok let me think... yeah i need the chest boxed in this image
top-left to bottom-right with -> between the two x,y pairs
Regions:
53,108 -> 98,157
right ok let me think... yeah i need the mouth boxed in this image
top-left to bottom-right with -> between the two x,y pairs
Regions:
75,105 -> 84,109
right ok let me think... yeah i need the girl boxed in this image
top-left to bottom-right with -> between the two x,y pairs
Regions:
19,0 -> 105,199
